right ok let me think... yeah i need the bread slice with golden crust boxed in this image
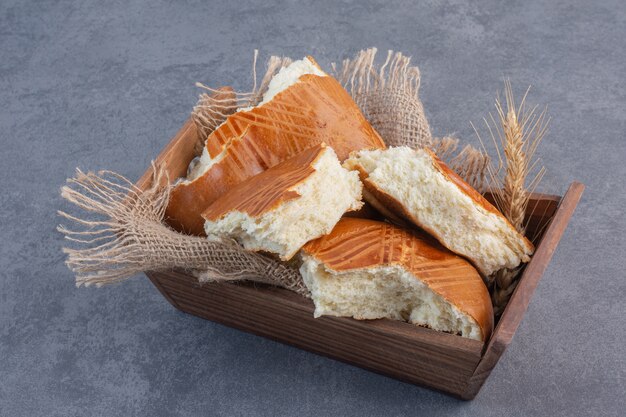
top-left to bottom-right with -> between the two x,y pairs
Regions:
166,56 -> 385,235
344,146 -> 534,277
300,218 -> 494,341
202,144 -> 363,261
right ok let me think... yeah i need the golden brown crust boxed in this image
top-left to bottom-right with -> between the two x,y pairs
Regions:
302,218 -> 494,341
202,74 -> 385,162
166,72 -> 386,235
202,144 -> 326,221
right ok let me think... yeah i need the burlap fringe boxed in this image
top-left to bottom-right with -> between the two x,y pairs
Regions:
192,51 -> 293,142
332,48 -> 490,192
332,48 -> 432,149
58,165 -> 308,296
431,136 -> 491,193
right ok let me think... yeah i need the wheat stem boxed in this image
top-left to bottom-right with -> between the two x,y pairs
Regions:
474,80 -> 549,316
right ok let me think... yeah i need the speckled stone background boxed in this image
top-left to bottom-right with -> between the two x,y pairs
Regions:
1,0 -> 624,416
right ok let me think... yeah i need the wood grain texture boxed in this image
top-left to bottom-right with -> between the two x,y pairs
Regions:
138,117 -> 583,399
146,270 -> 483,397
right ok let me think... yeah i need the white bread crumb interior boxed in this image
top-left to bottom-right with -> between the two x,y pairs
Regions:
344,147 -> 533,276
187,57 -> 327,181
204,146 -> 362,261
300,257 -> 484,340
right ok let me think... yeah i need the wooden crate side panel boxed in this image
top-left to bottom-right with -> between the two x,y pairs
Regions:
147,270 -> 483,396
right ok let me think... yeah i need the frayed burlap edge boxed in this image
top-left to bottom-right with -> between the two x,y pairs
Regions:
332,48 -> 433,149
58,164 -> 308,296
332,49 -> 490,192
192,51 -> 293,143
431,136 -> 491,193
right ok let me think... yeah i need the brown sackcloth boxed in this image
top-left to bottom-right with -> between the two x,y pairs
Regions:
332,48 -> 433,149
58,165 -> 308,295
59,48 -> 490,295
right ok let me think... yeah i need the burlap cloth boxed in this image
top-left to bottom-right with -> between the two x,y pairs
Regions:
58,48 -> 489,298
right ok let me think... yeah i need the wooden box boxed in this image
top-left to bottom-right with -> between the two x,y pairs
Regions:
139,119 -> 584,400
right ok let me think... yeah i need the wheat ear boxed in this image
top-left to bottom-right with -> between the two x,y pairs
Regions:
473,80 -> 549,316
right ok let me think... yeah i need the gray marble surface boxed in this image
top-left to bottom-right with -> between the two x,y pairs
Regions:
1,1 -> 624,416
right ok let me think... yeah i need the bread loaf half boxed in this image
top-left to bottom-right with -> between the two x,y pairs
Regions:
300,218 -> 493,341
344,147 -> 534,276
166,56 -> 385,235
202,144 -> 363,261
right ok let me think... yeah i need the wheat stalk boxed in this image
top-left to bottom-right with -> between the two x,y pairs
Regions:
473,80 -> 550,316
